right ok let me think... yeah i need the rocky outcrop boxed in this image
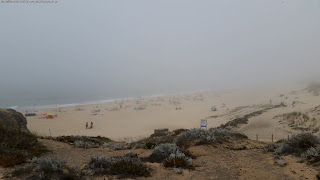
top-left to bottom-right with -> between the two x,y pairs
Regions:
0,109 -> 28,132
0,109 -> 46,167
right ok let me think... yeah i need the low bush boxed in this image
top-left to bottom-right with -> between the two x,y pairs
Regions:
300,146 -> 320,166
130,129 -> 188,149
276,158 -> 286,166
33,157 -> 66,173
88,154 -> 150,178
149,143 -> 179,163
31,157 -> 67,179
275,133 -> 320,155
149,143 -> 194,171
263,143 -> 276,153
9,157 -> 80,179
174,128 -> 247,148
74,140 -> 99,149
144,142 -> 157,149
163,150 -> 192,168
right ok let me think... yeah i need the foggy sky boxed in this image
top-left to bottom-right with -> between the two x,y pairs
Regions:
1,0 -> 320,101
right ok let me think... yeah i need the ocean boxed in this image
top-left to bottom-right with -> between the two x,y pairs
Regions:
0,89 -> 204,110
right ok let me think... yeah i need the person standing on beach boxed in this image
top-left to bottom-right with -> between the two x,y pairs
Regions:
86,122 -> 88,129
90,122 -> 93,129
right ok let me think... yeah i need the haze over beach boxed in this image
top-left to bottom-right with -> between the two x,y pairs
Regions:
1,0 -> 320,179
1,0 -> 320,109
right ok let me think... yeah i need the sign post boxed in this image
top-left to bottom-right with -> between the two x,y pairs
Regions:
201,119 -> 207,130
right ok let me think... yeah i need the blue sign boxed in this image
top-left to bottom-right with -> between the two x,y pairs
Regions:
201,119 -> 207,127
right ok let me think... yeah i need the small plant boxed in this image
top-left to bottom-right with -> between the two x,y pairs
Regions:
301,146 -> 320,161
163,150 -> 192,168
276,158 -> 286,166
149,143 -> 179,162
263,143 -> 276,153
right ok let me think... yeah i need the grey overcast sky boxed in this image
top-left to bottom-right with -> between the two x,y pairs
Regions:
0,0 -> 320,103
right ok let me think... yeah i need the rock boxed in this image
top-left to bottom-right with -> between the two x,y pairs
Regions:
0,109 -> 28,132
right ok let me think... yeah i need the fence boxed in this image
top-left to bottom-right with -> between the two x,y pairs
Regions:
245,133 -> 292,143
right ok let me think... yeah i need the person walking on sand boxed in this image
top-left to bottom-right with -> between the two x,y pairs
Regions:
292,100 -> 296,108
86,122 -> 88,129
90,121 -> 93,129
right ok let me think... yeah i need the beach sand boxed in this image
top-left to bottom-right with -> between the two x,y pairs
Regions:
25,85 -> 320,142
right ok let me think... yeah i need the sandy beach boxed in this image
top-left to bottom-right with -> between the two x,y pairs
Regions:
24,84 -> 319,142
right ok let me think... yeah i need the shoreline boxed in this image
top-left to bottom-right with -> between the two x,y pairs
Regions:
7,88 -> 218,111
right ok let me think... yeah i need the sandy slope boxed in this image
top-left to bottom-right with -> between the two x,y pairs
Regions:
238,89 -> 320,141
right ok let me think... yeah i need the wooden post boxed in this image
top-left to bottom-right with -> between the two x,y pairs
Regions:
256,134 -> 258,141
272,134 -> 273,144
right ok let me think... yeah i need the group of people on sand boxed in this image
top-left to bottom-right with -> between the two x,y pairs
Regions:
86,122 -> 93,129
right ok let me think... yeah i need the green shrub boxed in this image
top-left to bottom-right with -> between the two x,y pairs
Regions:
149,143 -> 179,163
163,150 -> 192,168
275,133 -> 320,155
263,143 -> 276,153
